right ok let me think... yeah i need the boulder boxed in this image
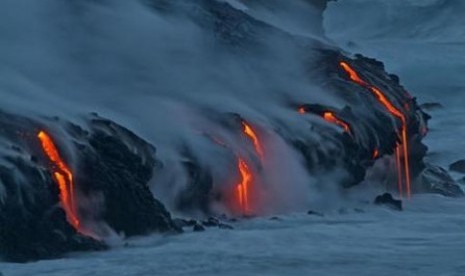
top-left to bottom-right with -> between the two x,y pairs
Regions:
449,159 -> 465,173
417,163 -> 464,197
374,193 -> 403,211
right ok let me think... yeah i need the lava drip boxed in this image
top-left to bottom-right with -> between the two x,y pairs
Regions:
236,158 -> 252,214
339,61 -> 411,198
233,120 -> 264,215
241,121 -> 264,160
37,131 -> 81,230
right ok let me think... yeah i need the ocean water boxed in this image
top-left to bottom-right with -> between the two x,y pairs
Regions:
2,195 -> 465,276
2,0 -> 465,275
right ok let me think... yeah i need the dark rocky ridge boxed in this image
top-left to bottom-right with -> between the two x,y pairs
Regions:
449,160 -> 465,174
145,0 -> 459,214
0,112 -> 178,262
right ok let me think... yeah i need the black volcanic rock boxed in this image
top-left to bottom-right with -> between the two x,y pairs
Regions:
175,151 -> 214,215
193,223 -> 205,232
420,102 -> 444,111
307,210 -> 324,217
141,0 -> 430,215
374,193 -> 403,211
218,223 -> 234,230
417,163 -> 464,197
449,159 -> 465,173
0,111 -> 178,262
173,218 -> 197,229
73,117 -> 179,237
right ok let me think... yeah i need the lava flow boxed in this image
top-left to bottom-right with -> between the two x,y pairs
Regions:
339,61 -> 411,198
242,121 -> 264,160
233,120 -> 264,214
323,112 -> 351,134
37,131 -> 80,229
298,107 -> 351,135
236,158 -> 253,214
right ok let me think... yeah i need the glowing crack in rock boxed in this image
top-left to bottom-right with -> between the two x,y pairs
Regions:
339,61 -> 411,198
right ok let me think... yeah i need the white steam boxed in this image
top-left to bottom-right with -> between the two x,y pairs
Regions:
0,0 -> 353,216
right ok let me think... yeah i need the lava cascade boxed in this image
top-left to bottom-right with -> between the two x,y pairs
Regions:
37,131 -> 81,230
236,158 -> 252,214
242,121 -> 264,160
339,61 -> 411,197
234,121 -> 264,214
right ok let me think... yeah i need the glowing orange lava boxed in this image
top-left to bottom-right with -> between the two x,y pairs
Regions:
395,146 -> 404,197
339,61 -> 367,86
38,131 -> 80,229
236,158 -> 252,214
298,108 -> 351,135
340,61 -> 411,198
373,149 -> 379,159
323,112 -> 351,134
242,121 -> 264,160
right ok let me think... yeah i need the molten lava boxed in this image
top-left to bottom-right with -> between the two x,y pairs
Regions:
235,120 -> 263,215
236,158 -> 252,214
242,121 -> 264,160
395,146 -> 404,197
323,112 -> 351,134
339,61 -> 367,86
37,131 -> 80,229
372,149 -> 379,159
340,61 -> 411,198
298,107 -> 351,135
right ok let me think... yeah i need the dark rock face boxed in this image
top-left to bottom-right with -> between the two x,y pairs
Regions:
73,118 -> 179,237
374,193 -> 403,211
417,164 -> 464,197
0,111 -> 105,262
173,218 -> 197,229
144,0 -> 432,215
193,223 -> 205,232
0,112 -> 178,262
307,210 -> 324,217
449,160 -> 465,173
175,155 -> 214,215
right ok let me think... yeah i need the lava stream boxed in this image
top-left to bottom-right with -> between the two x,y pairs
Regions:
298,107 -> 351,135
339,61 -> 411,197
323,112 -> 351,134
242,121 -> 264,160
235,120 -> 264,215
395,146 -> 404,197
236,158 -> 252,214
37,131 -> 80,230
